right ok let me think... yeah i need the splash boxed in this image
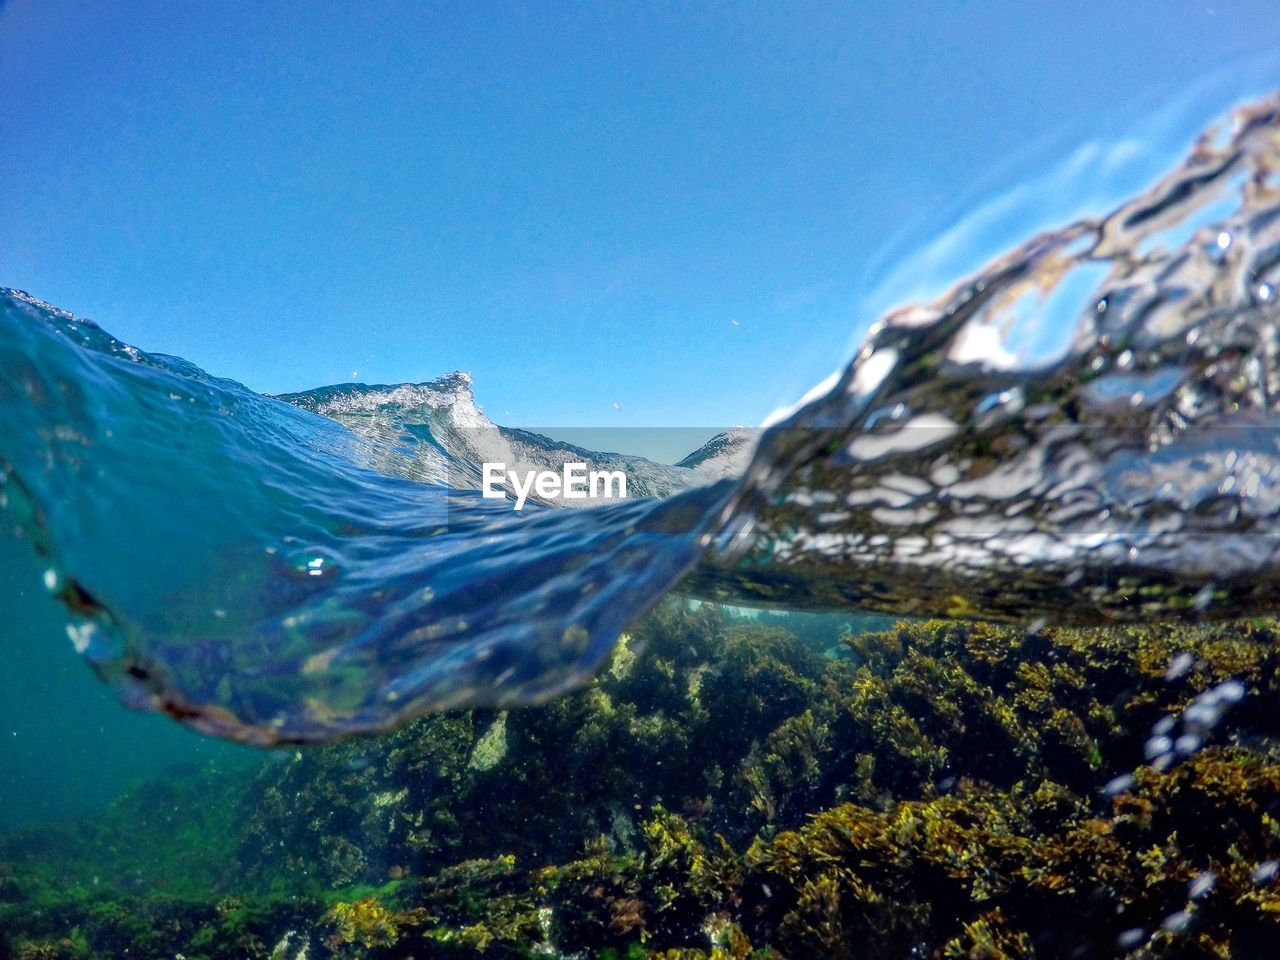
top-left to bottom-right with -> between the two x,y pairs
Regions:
690,94 -> 1280,622
3,92 -> 1280,743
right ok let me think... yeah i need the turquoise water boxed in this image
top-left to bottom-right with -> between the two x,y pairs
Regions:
4,85 -> 1280,959
0,529 -> 252,826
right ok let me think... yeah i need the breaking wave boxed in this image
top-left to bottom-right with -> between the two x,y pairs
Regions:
5,89 -> 1280,744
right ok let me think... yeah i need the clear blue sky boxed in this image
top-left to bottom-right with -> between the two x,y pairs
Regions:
2,1 -> 1277,434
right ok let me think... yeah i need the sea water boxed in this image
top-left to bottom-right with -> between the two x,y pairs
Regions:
4,81 -> 1280,958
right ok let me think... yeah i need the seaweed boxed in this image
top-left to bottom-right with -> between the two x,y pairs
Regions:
4,605 -> 1280,957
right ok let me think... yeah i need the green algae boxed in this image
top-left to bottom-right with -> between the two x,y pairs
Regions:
3,604 -> 1280,958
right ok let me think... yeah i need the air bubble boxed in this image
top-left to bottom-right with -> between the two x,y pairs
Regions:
1174,733 -> 1202,756
1160,910 -> 1192,934
1165,652 -> 1194,680
1103,774 -> 1135,797
1115,928 -> 1145,949
1188,871 -> 1216,899
1217,679 -> 1246,703
286,546 -> 343,580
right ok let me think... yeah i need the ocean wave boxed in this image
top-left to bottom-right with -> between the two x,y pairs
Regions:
4,92 -> 1280,744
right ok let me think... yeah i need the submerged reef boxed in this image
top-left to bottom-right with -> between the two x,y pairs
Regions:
3,604 -> 1280,958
